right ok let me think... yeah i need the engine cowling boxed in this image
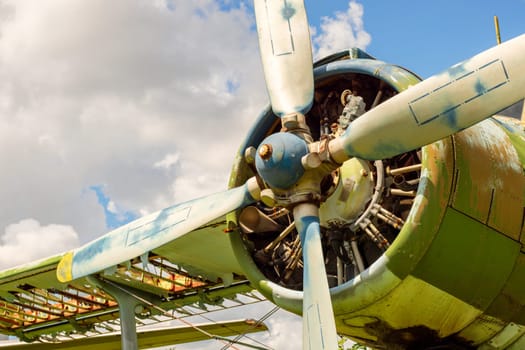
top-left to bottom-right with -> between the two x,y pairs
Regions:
228,50 -> 525,349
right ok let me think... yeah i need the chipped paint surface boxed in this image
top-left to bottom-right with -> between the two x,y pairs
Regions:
296,209 -> 338,350
334,34 -> 525,160
451,119 -> 524,240
341,275 -> 482,340
409,59 -> 509,127
253,0 -> 313,116
255,132 -> 308,189
331,126 -> 525,347
58,184 -> 255,282
319,158 -> 374,226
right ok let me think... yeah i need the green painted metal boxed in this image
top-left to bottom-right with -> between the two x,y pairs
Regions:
486,253 -> 525,327
384,139 -> 454,278
0,320 -> 268,350
0,254 -> 64,284
152,218 -> 245,282
450,119 -> 524,240
412,208 -> 520,310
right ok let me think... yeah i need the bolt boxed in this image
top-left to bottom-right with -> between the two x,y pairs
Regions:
260,189 -> 276,207
360,169 -> 368,177
244,146 -> 257,164
302,153 -> 321,169
259,144 -> 273,160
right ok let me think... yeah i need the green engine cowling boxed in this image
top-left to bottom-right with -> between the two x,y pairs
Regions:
329,117 -> 525,349
228,50 -> 525,349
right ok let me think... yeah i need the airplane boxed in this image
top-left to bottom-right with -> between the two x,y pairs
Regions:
1,0 -> 525,349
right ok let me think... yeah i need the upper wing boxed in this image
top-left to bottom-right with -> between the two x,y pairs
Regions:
0,215 -> 264,344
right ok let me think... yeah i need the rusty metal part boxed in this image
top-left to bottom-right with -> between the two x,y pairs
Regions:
258,144 -> 273,160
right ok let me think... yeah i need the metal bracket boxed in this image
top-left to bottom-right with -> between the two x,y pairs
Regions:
86,276 -> 153,350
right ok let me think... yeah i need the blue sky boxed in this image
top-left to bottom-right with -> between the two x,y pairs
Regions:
307,0 -> 524,78
89,185 -> 138,229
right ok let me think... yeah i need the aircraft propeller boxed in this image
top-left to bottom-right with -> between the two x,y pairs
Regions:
253,0 -> 339,348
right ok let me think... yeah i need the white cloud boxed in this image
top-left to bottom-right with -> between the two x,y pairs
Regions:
0,219 -> 80,269
0,0 -> 266,244
313,1 -> 371,59
265,310 -> 303,349
106,200 -> 118,215
154,152 -> 181,171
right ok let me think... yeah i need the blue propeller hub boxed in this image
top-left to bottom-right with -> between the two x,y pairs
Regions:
255,133 -> 309,190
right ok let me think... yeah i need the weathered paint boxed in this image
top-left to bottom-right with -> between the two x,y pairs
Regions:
319,158 -> 374,226
151,218 -> 245,283
0,253 -> 64,282
255,132 -> 309,189
508,330 -> 525,349
295,205 -> 338,350
329,34 -> 525,162
384,138 -> 454,277
451,119 -> 524,240
231,116 -> 525,348
412,208 -> 520,309
4,38 -> 524,348
484,243 -> 525,325
340,275 -> 482,339
457,314 -> 509,347
253,0 -> 314,116
333,119 -> 525,348
57,183 -> 256,282
479,323 -> 525,349
492,116 -> 525,249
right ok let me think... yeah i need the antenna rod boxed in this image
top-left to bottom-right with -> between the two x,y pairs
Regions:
494,16 -> 502,44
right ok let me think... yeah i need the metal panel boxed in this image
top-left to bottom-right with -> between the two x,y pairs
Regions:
451,120 -> 524,241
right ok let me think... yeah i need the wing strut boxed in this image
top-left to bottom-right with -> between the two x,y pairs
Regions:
86,277 -> 141,350
88,277 -> 256,350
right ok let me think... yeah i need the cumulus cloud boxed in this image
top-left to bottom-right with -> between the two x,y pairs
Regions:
313,1 -> 371,59
0,0 -> 266,246
0,219 -> 79,269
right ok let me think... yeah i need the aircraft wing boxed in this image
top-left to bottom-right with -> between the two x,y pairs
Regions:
0,214 -> 265,345
0,319 -> 267,350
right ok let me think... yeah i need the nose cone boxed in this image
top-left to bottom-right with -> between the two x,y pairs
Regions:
255,133 -> 309,190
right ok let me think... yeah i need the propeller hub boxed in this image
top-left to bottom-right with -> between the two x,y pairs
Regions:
255,133 -> 309,190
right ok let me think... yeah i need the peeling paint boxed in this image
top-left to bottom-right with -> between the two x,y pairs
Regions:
58,184 -> 256,282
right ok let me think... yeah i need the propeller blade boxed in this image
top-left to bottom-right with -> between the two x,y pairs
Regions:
294,203 -> 338,350
56,178 -> 260,282
254,0 -> 314,116
329,34 -> 525,162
